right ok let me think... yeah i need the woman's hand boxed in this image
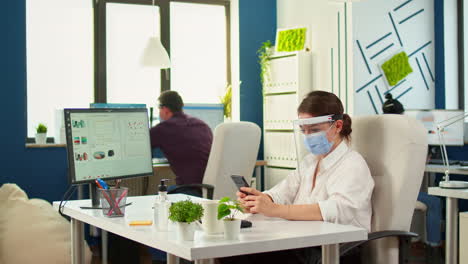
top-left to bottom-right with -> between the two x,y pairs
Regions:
236,188 -> 255,213
239,187 -> 279,217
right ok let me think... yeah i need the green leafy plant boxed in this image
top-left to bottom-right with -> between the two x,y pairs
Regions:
168,200 -> 204,223
36,123 -> 47,134
220,84 -> 232,118
277,28 -> 307,52
217,197 -> 243,221
381,51 -> 413,86
257,40 -> 273,85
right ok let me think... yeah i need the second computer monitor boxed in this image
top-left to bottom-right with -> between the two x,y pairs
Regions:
405,109 -> 464,146
183,103 -> 224,131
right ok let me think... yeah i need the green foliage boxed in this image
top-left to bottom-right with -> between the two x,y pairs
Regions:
381,51 -> 413,86
217,197 -> 243,221
257,40 -> 273,85
168,200 -> 204,223
36,123 -> 47,134
220,84 -> 232,118
277,28 -> 307,52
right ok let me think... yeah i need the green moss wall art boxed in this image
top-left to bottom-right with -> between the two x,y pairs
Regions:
381,51 -> 413,86
276,27 -> 307,52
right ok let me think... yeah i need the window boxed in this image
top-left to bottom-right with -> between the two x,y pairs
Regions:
106,3 -> 162,108
26,0 -> 94,139
26,0 -> 230,141
170,2 -> 228,104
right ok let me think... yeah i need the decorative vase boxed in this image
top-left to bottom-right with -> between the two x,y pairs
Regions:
35,133 -> 47,144
223,219 -> 241,240
176,222 -> 195,241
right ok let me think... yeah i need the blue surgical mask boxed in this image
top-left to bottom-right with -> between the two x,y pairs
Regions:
303,125 -> 334,155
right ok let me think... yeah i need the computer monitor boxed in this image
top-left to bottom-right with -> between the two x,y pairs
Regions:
64,108 -> 153,185
405,109 -> 464,146
183,103 -> 224,131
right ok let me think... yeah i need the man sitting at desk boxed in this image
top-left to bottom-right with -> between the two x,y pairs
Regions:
150,91 -> 213,197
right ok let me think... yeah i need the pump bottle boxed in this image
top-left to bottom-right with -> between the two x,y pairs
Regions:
154,179 -> 170,231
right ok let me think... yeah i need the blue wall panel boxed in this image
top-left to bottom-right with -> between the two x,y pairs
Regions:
434,0 -> 445,109
239,0 -> 277,159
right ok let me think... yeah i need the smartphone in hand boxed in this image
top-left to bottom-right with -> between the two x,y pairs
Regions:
230,175 -> 251,195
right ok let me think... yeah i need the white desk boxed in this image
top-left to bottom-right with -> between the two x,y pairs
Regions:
426,165 -> 468,264
54,194 -> 367,264
428,187 -> 468,264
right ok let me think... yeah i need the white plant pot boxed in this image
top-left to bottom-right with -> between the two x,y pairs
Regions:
35,133 -> 47,144
176,222 -> 195,241
223,219 -> 241,240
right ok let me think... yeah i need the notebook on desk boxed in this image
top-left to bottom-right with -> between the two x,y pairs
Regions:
428,159 -> 459,165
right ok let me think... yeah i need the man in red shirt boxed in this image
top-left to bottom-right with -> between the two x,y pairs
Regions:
150,91 -> 213,197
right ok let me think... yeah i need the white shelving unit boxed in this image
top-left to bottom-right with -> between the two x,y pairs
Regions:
263,50 -> 313,189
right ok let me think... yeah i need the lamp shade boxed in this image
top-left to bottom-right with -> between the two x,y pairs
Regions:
141,37 -> 171,68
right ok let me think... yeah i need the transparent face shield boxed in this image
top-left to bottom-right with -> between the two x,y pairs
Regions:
292,115 -> 342,175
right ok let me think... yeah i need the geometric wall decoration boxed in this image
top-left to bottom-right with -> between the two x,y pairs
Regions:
381,51 -> 413,86
353,0 -> 435,115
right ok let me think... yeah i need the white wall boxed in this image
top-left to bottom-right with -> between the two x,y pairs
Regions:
353,0 -> 435,115
277,0 -> 353,114
444,0 -> 459,110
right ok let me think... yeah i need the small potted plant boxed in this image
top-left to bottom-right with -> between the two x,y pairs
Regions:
217,197 -> 244,240
35,123 -> 48,144
168,200 -> 204,241
220,84 -> 232,122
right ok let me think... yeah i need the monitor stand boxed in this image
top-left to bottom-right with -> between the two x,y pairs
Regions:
79,184 -> 101,209
90,184 -> 101,208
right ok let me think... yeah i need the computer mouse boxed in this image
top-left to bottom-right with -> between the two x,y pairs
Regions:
241,220 -> 252,228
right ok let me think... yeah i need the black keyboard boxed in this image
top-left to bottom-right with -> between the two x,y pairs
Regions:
428,159 -> 459,165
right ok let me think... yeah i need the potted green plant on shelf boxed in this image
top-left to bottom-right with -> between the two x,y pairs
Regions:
257,40 -> 273,86
35,123 -> 48,144
168,200 -> 204,241
218,197 -> 244,240
220,84 -> 232,121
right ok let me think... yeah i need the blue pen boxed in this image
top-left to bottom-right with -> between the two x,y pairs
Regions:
97,178 -> 109,190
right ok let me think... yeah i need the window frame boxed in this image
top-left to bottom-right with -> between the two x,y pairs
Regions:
26,0 -> 231,142
94,0 -> 231,103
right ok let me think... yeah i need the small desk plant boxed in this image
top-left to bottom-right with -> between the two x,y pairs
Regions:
169,200 -> 204,241
35,123 -> 48,144
218,197 -> 244,240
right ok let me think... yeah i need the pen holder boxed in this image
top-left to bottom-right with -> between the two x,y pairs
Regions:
99,187 -> 128,217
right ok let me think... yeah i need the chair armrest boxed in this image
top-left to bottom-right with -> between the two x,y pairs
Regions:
340,230 -> 418,256
167,184 -> 215,199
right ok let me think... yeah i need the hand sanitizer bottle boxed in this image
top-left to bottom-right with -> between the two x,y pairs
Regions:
154,179 -> 170,231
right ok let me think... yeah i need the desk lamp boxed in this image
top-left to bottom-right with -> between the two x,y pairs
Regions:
437,112 -> 468,188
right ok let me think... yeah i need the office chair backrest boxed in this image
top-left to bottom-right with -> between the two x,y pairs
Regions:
351,115 -> 427,263
202,122 -> 261,200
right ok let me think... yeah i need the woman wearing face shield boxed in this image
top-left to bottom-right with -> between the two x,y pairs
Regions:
220,91 -> 374,264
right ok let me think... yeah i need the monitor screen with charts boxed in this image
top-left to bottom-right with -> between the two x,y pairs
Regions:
64,108 -> 153,184
405,109 -> 464,146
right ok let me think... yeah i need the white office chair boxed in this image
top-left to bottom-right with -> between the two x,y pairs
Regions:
169,121 -> 261,200
338,114 -> 428,264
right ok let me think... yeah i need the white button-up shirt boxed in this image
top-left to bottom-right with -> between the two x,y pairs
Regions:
264,141 -> 374,231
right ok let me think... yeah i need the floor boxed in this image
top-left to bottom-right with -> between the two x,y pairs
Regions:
90,241 -> 445,264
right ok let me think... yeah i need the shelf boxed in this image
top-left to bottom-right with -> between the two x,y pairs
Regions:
26,143 -> 66,148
